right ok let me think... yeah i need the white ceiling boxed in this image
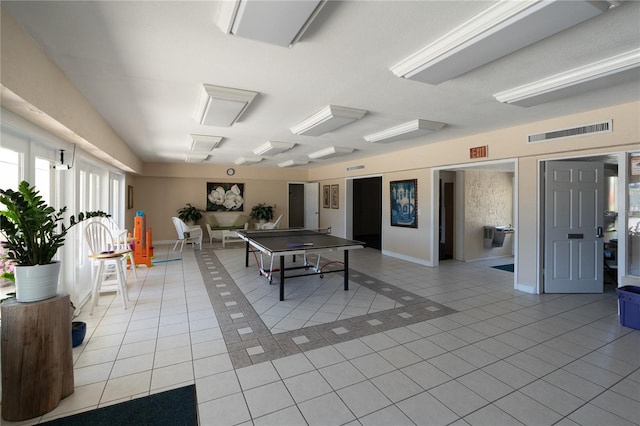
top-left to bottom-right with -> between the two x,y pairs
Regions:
3,1 -> 639,169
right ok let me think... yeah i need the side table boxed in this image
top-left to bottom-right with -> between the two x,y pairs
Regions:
1,293 -> 74,421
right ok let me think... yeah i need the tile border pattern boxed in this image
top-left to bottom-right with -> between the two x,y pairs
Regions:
196,248 -> 457,369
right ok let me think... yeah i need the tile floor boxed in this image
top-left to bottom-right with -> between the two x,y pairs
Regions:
2,242 -> 639,426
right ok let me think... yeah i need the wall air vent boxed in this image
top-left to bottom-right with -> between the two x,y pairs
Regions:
527,120 -> 611,144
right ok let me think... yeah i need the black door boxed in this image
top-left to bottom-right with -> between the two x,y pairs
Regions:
353,177 -> 382,250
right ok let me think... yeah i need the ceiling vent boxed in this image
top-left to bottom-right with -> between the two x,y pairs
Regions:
527,120 -> 611,144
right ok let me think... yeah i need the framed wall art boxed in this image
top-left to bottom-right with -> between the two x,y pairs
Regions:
323,185 -> 330,208
206,182 -> 244,211
390,179 -> 417,228
331,184 -> 339,209
127,185 -> 134,210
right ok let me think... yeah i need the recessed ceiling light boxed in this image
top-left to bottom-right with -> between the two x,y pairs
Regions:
290,105 -> 367,136
308,146 -> 354,160
194,84 -> 258,127
188,134 -> 223,151
252,141 -> 296,156
364,119 -> 446,143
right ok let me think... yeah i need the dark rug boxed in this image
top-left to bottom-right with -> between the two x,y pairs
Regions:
41,385 -> 197,426
492,264 -> 514,272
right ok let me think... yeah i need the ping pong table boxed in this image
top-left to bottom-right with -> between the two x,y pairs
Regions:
237,228 -> 365,301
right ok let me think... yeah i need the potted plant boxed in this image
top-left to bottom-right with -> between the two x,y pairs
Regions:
69,301 -> 87,347
250,203 -> 274,225
177,203 -> 204,225
0,181 -> 109,302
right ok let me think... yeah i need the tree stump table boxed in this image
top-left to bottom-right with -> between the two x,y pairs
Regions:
1,292 -> 74,421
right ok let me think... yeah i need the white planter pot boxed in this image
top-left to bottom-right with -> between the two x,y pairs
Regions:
14,262 -> 61,303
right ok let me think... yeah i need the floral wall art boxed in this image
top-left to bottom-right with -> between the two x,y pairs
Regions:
206,182 -> 244,211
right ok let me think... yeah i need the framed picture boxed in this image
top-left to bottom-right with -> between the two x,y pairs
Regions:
390,179 -> 417,228
322,185 -> 330,208
127,185 -> 134,210
331,184 -> 339,209
206,182 -> 244,211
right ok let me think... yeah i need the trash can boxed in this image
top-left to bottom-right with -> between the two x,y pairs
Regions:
616,285 -> 640,330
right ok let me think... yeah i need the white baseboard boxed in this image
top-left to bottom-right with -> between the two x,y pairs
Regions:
381,250 -> 431,267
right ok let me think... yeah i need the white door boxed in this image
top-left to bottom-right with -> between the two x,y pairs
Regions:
304,182 -> 319,229
544,161 -> 604,293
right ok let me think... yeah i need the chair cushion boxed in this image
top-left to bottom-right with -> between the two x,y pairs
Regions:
206,215 -> 219,228
232,215 -> 248,227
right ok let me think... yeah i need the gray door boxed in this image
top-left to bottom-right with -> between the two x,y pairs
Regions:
544,161 -> 604,293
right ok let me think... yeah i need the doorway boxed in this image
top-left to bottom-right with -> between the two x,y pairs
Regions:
352,176 -> 382,250
432,161 -> 517,274
288,182 -> 319,229
439,175 -> 455,260
289,183 -> 304,228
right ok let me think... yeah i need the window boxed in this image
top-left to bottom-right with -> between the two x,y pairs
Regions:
0,147 -> 21,190
34,157 -> 52,205
109,172 -> 125,227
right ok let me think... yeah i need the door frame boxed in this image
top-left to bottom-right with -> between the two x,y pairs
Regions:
345,174 -> 383,240
431,159 -> 518,270
287,181 -> 319,229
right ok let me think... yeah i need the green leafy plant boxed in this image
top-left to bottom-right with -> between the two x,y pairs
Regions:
250,203 -> 274,222
0,181 -> 109,266
177,203 -> 204,223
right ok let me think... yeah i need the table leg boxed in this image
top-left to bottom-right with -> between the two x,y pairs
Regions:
343,250 -> 349,291
245,240 -> 250,267
115,260 -> 128,310
280,256 -> 285,301
90,261 -> 107,315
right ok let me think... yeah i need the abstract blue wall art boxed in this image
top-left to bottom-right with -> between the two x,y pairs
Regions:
390,179 -> 417,228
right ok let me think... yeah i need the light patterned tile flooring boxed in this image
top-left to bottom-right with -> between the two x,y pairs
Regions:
2,243 -> 639,426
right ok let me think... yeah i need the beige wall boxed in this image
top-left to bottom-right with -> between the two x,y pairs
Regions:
131,163 -> 307,241
382,170 -> 432,264
1,9 -> 143,174
318,179 -> 347,236
463,170 -> 514,261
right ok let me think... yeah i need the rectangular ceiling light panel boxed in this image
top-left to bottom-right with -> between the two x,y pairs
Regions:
195,84 -> 257,127
221,0 -> 325,47
278,159 -> 309,168
189,135 -> 223,152
290,105 -> 367,136
308,146 -> 354,160
364,119 -> 446,143
234,156 -> 263,165
252,141 -> 296,156
391,1 -> 610,84
185,154 -> 208,163
494,49 -> 640,106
